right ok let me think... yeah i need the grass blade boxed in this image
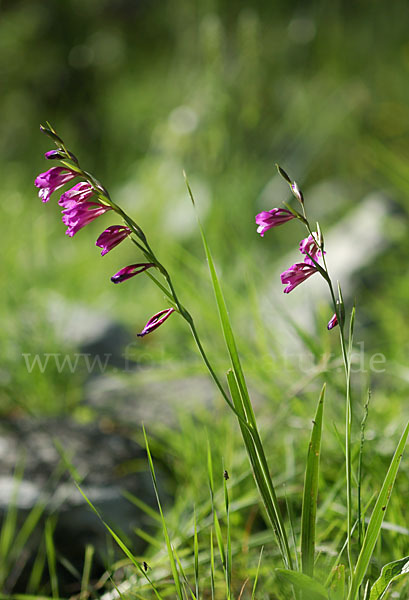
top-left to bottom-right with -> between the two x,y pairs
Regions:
122,490 -> 162,524
301,383 -> 326,577
251,546 -> 264,600
210,529 -> 215,600
358,390 -> 371,551
0,459 -> 24,585
186,174 -> 292,569
74,475 -> 163,599
143,426 -> 183,600
26,541 -> 46,594
207,443 -> 226,571
223,468 -> 232,600
347,422 -> 409,599
44,518 -> 58,600
194,509 -> 199,600
226,370 -> 292,569
80,545 -> 94,600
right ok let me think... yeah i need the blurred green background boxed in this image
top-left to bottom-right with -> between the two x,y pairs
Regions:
2,0 -> 409,418
2,0 -> 409,595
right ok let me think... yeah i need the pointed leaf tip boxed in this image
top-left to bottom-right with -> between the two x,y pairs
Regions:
183,171 -> 195,206
276,164 -> 292,184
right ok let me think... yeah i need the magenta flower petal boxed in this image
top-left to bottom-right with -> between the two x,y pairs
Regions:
35,166 -> 78,203
255,208 -> 295,237
111,263 -> 155,284
62,201 -> 112,237
59,182 -> 94,208
137,308 -> 175,337
327,313 -> 338,330
96,225 -> 132,256
299,233 -> 324,265
281,262 -> 318,294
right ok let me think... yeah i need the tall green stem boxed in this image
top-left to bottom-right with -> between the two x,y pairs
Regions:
321,255 -> 353,574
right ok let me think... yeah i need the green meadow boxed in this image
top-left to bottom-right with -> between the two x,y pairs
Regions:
1,1 -> 409,598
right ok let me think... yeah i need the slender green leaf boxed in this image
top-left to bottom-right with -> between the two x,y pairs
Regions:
186,175 -> 291,569
227,371 -> 292,566
194,510 -> 199,600
369,555 -> 409,600
207,441 -> 225,570
224,468 -> 232,600
348,422 -> 409,599
134,527 -> 162,548
210,529 -> 215,600
26,541 -> 46,594
80,545 -> 94,600
301,383 -> 325,577
199,214 -> 253,422
358,391 -> 371,551
173,545 -> 198,600
122,490 -> 162,523
275,569 -> 328,599
44,518 -> 58,600
0,460 -> 24,570
74,480 -> 163,599
143,427 -> 183,600
251,546 -> 264,600
285,490 -> 300,573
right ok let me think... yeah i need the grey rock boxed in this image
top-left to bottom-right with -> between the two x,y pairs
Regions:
0,417 -> 157,591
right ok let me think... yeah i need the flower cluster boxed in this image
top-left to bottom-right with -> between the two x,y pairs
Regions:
34,126 -> 175,337
256,167 -> 338,330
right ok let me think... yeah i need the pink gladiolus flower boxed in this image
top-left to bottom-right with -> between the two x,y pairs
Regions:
96,225 -> 132,256
111,263 -> 155,284
62,201 -> 112,237
281,262 -> 318,294
35,167 -> 78,203
137,308 -> 175,337
327,313 -> 338,330
299,233 -> 323,266
59,182 -> 94,208
256,208 -> 295,237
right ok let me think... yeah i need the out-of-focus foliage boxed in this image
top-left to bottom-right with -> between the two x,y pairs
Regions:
2,3 -> 409,597
1,0 -> 409,414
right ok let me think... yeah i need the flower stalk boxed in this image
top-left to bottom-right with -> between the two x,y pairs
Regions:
260,165 -> 355,576
36,124 -> 295,573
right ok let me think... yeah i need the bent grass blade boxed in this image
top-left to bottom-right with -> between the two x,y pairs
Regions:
369,555 -> 409,600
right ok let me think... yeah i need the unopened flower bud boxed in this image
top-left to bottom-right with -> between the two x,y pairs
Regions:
40,124 -> 64,145
45,149 -> 67,160
276,164 -> 292,184
291,181 -> 304,204
327,313 -> 338,330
